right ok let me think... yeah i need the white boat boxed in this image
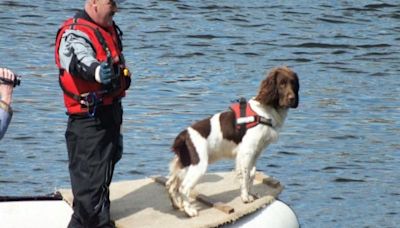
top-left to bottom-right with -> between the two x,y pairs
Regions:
0,172 -> 299,228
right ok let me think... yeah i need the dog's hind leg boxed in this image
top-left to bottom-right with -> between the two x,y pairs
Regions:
179,161 -> 208,217
166,156 -> 184,210
167,177 -> 183,210
179,128 -> 209,217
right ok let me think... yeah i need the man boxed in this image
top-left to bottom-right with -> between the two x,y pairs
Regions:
0,68 -> 15,140
54,0 -> 131,227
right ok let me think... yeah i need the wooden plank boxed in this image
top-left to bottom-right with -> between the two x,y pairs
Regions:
195,193 -> 234,214
152,176 -> 235,214
254,172 -> 281,188
153,176 -> 168,186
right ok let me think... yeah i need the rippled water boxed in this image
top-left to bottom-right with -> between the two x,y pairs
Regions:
0,1 -> 399,227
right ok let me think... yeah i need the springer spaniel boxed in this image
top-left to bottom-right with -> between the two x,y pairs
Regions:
166,66 -> 299,217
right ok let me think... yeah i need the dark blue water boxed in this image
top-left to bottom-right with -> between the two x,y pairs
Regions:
1,1 -> 399,227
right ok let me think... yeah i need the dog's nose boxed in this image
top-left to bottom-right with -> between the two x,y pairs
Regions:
288,94 -> 295,102
288,94 -> 297,106
288,93 -> 298,108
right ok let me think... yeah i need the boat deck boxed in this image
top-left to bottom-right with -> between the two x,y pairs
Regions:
60,171 -> 282,228
0,171 -> 283,228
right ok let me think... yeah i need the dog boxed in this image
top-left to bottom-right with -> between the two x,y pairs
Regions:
166,66 -> 299,217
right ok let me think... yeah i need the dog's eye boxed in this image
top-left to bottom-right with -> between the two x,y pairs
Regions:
279,79 -> 287,87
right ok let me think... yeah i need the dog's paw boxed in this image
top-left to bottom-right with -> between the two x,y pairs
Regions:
241,194 -> 255,203
184,204 -> 199,217
171,198 -> 184,210
169,194 -> 183,210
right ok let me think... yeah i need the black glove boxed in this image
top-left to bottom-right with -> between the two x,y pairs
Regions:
98,62 -> 113,84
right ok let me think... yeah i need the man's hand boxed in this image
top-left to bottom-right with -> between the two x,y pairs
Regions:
96,62 -> 114,84
0,68 -> 15,105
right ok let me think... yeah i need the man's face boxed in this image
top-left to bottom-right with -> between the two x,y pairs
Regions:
95,0 -> 118,27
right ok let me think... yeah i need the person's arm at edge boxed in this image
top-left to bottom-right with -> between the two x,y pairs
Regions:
0,99 -> 12,140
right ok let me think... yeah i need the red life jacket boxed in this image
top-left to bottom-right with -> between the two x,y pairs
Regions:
55,17 -> 127,115
230,98 -> 272,134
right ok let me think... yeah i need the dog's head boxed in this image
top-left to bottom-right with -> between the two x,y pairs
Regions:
255,66 -> 299,109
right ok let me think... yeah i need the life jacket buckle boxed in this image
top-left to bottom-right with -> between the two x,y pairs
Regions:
79,92 -> 101,117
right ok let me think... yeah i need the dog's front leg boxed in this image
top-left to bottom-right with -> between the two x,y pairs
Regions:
249,165 -> 257,197
235,155 -> 243,182
239,152 -> 255,203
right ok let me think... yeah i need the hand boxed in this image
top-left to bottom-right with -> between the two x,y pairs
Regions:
98,62 -> 114,84
0,68 -> 15,105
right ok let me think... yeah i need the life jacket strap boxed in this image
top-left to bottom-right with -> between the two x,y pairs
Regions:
255,115 -> 273,127
58,70 -> 106,116
79,92 -> 103,117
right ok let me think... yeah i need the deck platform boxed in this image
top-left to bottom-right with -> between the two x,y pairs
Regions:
59,171 -> 283,228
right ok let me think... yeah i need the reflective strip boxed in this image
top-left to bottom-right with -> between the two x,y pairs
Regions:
236,116 -> 255,125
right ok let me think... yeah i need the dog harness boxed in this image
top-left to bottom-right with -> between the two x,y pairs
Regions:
230,98 -> 272,135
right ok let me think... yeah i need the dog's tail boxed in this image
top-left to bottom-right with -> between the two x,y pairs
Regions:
166,155 -> 181,187
166,155 -> 185,209
167,130 -> 189,193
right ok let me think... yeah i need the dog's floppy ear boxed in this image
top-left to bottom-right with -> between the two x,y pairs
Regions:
255,68 -> 279,107
292,72 -> 300,108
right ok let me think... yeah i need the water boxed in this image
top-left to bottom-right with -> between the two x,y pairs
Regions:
1,1 -> 399,227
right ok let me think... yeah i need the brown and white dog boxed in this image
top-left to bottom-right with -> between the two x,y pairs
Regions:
166,66 -> 299,217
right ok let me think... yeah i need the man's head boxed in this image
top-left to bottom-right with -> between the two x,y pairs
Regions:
85,0 -> 124,27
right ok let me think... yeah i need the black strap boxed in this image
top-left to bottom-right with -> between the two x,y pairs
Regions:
94,27 -> 117,86
94,28 -> 110,58
58,70 -> 81,101
0,77 -> 15,87
114,22 -> 124,51
58,70 -> 103,110
238,97 -> 247,136
257,116 -> 273,127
